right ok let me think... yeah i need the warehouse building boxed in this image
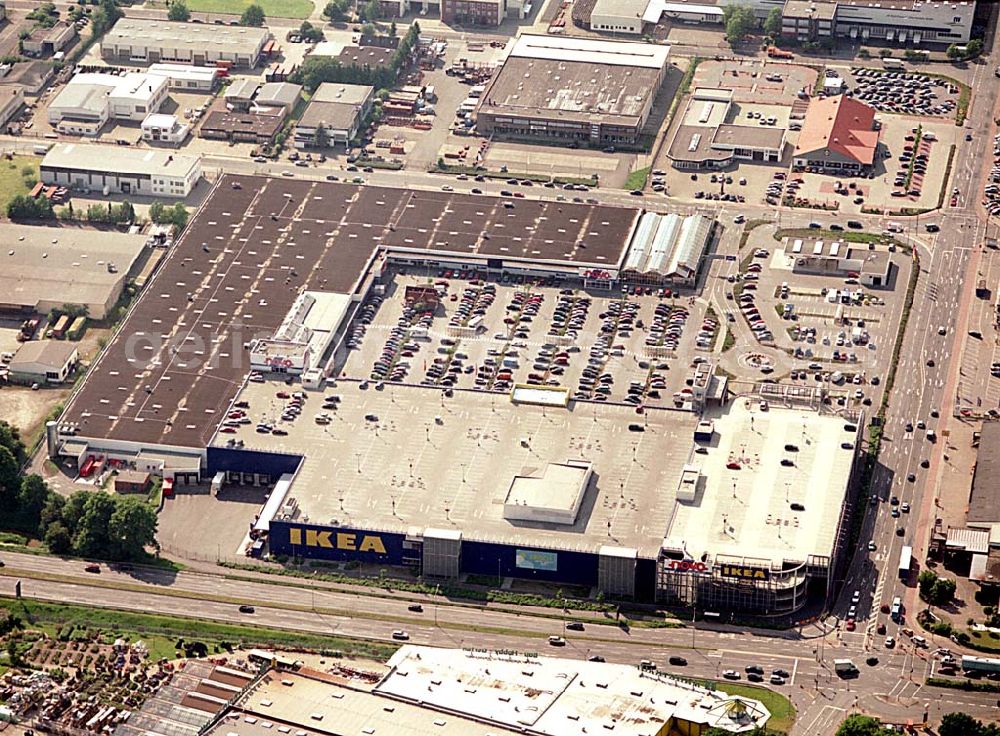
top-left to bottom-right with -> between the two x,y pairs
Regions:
0,223 -> 147,320
583,0 -> 973,46
476,35 -> 670,147
41,143 -> 202,198
101,18 -> 270,68
294,83 -> 374,148
206,652 -> 771,736
48,72 -> 169,136
200,108 -> 285,145
0,87 -> 24,131
441,0 -> 507,26
22,21 -> 77,58
147,63 -> 219,92
620,212 -> 715,285
6,341 -> 79,385
793,95 -> 879,175
667,87 -> 786,169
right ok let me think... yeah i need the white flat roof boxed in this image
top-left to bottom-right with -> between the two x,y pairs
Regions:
42,143 -> 199,179
380,646 -> 771,735
644,0 -> 724,23
103,17 -> 268,55
148,63 -> 220,81
666,401 -> 857,567
141,113 -> 179,128
509,34 -> 669,69
504,460 -> 591,515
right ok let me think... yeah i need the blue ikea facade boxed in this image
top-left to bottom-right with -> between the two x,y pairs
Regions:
217,447 -> 630,591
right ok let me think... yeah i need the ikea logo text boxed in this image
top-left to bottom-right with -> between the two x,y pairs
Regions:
288,528 -> 387,554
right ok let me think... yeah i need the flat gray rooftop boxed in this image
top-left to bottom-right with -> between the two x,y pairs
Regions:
666,400 -> 857,567
216,380 -> 699,557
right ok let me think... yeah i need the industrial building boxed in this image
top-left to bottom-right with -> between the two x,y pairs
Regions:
441,0 -> 508,26
47,174 -> 857,613
0,223 -> 147,320
793,95 -> 879,175
146,63 -> 220,92
581,0 -> 974,46
47,72 -> 169,136
294,83 -> 374,148
200,108 -> 285,145
193,648 -> 770,736
21,21 -> 77,58
783,235 -> 893,287
0,87 -> 24,131
620,212 -> 715,285
475,35 -> 670,147
101,18 -> 270,68
6,341 -> 79,385
667,87 -> 787,170
140,113 -> 190,144
41,143 -> 202,198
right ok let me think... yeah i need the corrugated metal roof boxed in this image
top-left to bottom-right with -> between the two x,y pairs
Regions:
946,527 -> 990,555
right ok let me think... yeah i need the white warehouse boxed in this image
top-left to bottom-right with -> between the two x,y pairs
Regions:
41,143 -> 201,198
48,72 -> 169,136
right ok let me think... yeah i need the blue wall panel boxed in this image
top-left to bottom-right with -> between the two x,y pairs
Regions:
207,446 -> 303,478
461,540 -> 599,587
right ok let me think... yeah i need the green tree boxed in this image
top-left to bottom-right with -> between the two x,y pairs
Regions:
43,520 -> 72,554
965,38 -> 984,59
0,446 -> 20,512
389,20 -> 397,37
322,0 -> 350,21
723,4 -> 756,44
5,639 -> 22,668
61,491 -> 90,531
0,420 -> 27,465
38,492 -> 66,534
17,475 -> 50,527
108,496 -> 158,559
167,0 -> 190,21
835,714 -> 891,736
918,569 -> 937,599
764,7 -> 782,36
361,0 -> 379,21
940,712 -> 984,736
299,20 -> 325,42
91,0 -> 123,37
240,3 -> 265,27
946,43 -> 962,60
6,194 -> 55,221
931,577 -> 957,605
314,123 -> 330,148
72,492 -> 116,557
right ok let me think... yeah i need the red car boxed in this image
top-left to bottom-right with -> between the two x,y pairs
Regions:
85,564 -> 101,573
276,391 -> 290,399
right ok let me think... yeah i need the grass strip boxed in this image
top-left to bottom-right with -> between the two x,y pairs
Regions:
0,596 -> 397,660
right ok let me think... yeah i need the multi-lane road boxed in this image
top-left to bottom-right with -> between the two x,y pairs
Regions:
2,549 -> 1000,732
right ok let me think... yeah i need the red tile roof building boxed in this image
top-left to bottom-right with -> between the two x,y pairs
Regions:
793,96 -> 879,174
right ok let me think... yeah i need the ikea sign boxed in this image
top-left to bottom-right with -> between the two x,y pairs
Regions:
288,527 -> 387,554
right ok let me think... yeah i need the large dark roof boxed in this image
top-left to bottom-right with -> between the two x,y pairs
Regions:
970,421 -> 1000,524
61,175 -> 639,450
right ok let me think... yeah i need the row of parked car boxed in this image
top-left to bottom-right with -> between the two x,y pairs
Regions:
849,68 -> 957,116
644,302 -> 691,351
737,287 -> 775,344
372,306 -> 433,383
984,133 -> 1000,215
890,131 -> 932,198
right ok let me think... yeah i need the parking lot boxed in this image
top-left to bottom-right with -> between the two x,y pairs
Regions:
339,269 -> 719,409
840,67 -> 961,118
721,224 -> 911,404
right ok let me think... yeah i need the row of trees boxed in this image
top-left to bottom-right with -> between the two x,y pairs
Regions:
7,194 -> 54,221
292,22 -> 419,92
84,200 -> 135,225
149,201 -> 189,232
168,0 -> 264,26
918,569 -> 957,605
0,420 -> 158,562
837,713 -> 1000,736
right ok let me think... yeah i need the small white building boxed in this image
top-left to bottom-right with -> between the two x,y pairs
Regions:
147,63 -> 219,92
8,341 -> 79,385
141,113 -> 190,144
48,72 -> 169,136
41,143 -> 201,198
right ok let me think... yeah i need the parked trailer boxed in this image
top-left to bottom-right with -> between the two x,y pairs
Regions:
962,655 -> 1000,675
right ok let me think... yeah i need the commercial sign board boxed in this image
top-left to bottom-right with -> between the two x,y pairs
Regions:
288,526 -> 388,554
666,559 -> 709,574
718,564 -> 770,581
